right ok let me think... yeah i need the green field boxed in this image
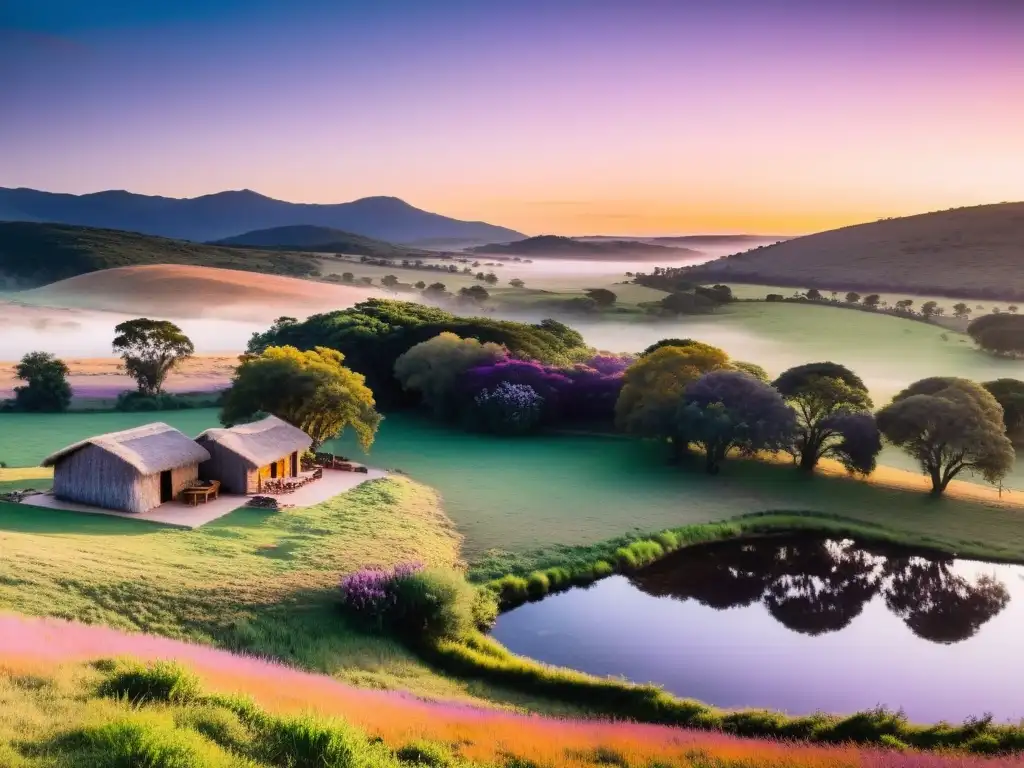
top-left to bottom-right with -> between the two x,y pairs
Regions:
6,408 -> 1024,565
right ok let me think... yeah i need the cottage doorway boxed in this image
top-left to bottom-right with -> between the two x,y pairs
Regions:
290,452 -> 298,476
159,470 -> 173,503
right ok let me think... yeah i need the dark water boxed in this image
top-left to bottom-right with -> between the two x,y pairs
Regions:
491,537 -> 1024,723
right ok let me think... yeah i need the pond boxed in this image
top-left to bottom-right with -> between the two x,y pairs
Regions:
491,536 -> 1024,723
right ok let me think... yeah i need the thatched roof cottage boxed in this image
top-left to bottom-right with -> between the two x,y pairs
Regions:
196,415 -> 312,494
42,423 -> 212,514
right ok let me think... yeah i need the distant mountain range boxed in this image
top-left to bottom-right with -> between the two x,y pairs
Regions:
0,187 -> 524,245
680,202 -> 1024,300
576,234 -> 787,247
212,225 -> 432,260
469,235 -> 702,261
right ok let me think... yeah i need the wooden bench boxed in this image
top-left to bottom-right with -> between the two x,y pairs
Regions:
182,480 -> 221,506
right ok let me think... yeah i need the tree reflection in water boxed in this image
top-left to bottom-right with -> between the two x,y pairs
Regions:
630,537 -> 1010,644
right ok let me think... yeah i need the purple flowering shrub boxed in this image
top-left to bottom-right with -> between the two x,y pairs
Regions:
456,354 -> 628,427
471,382 -> 545,434
340,562 -> 424,622
340,562 -> 497,643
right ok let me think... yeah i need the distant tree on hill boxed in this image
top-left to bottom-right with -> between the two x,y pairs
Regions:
920,301 -> 938,318
982,379 -> 1024,444
341,272 -> 354,283
584,288 -> 617,307
509,278 -> 525,288
359,276 -> 373,285
113,318 -> 194,396
877,377 -> 1014,495
895,299 -> 914,312
805,289 -> 822,301
414,280 -> 426,289
862,294 -> 880,308
1009,305 -> 1019,314
695,284 -> 733,304
381,274 -> 399,288
459,285 -> 490,303
12,351 -> 72,412
659,292 -> 717,315
676,370 -> 796,474
422,282 -> 448,299
953,302 -> 971,319
845,292 -> 861,304
221,345 -> 380,451
773,362 -> 879,473
967,314 -> 1024,356
766,293 -> 784,302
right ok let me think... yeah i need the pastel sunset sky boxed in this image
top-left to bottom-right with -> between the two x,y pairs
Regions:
3,0 -> 1023,235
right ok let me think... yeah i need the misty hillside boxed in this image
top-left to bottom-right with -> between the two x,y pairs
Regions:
0,187 -> 525,244
470,235 -> 700,261
0,222 -> 322,288
680,203 -> 1024,299
212,224 -> 431,260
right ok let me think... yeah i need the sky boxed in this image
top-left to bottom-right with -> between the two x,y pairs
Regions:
2,0 -> 1023,236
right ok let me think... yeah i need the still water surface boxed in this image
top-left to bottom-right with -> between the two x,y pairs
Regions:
492,536 -> 1024,723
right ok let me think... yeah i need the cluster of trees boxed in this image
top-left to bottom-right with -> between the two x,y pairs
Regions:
3,318 -> 197,413
653,284 -> 733,316
392,331 -> 633,434
615,340 -> 1016,493
615,344 -> 880,475
784,289 -> 1001,324
247,300 -> 593,409
967,313 -> 1024,356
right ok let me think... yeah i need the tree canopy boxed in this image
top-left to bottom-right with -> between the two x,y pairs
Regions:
112,318 -> 194,396
676,370 -> 796,473
877,377 -> 1014,494
246,299 -> 591,407
221,345 -> 380,450
393,332 -> 507,417
12,351 -> 72,412
982,379 -> 1024,444
772,362 -> 879,473
967,313 -> 1024,356
615,344 -> 731,455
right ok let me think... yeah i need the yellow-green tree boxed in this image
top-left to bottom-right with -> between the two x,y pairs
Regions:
615,344 -> 730,458
221,345 -> 381,450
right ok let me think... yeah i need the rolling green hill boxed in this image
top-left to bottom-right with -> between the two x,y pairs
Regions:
0,221 -> 323,288
211,224 -> 433,260
470,235 -> 699,261
679,202 -> 1024,300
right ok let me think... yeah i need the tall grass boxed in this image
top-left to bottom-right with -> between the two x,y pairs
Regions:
5,657 -> 1022,768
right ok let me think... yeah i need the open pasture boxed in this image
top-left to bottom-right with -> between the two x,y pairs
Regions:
5,409 -> 1024,562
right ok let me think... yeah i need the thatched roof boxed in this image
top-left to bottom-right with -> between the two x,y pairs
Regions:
42,422 -> 211,474
196,415 -> 312,468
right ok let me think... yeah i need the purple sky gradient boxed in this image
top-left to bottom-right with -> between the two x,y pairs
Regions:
2,1 -> 1023,234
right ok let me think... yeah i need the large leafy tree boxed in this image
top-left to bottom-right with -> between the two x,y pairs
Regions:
393,332 -> 507,417
12,351 -> 72,412
112,318 -> 195,396
615,344 -> 731,458
772,362 -> 880,473
675,370 -> 796,473
876,377 -> 1014,494
221,346 -> 380,450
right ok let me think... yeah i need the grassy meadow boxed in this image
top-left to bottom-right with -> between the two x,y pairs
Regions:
0,476 -> 493,701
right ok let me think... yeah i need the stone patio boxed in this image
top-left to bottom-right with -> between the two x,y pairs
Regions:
20,467 -> 387,529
